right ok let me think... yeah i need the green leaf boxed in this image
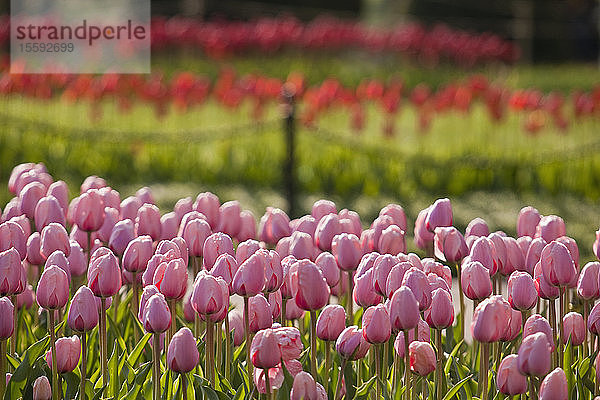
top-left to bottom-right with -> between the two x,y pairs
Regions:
444,340 -> 465,375
63,371 -> 80,400
353,375 -> 376,399
122,361 -> 153,400
441,374 -> 474,400
108,342 -> 119,398
126,332 -> 152,367
563,337 -> 573,395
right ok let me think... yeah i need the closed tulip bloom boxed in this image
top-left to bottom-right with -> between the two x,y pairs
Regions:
402,267 -> 432,311
409,341 -> 436,376
1,198 -> 20,222
135,204 -> 161,241
33,376 -> 52,400
40,223 -> 70,259
74,190 -> 105,232
497,355 -> 527,395
471,295 -> 512,343
414,207 -> 434,250
434,227 -> 468,263
229,309 -> 245,346
67,285 -> 99,332
362,304 -> 391,344
425,198 -> 452,232
289,231 -> 315,261
27,232 -> 44,266
34,196 -> 65,231
577,262 -> 600,300
425,288 -> 454,329
203,232 -> 235,269
332,233 -> 362,271
16,284 -> 35,310
517,206 -> 541,238
539,368 -> 568,400
248,294 -> 273,333
273,326 -> 303,360
0,220 -> 27,260
422,259 -> 451,287
315,252 -> 340,288
80,176 -> 107,193
237,210 -> 256,242
540,241 -> 576,287
501,309 -> 523,342
192,271 -> 226,315
47,180 -> 69,214
95,207 -> 119,243
372,254 -> 398,297
594,230 -> 600,260
258,208 -> 291,245
193,192 -> 221,230
562,312 -> 585,346
536,215 -> 566,243
153,258 -> 188,300
134,187 -> 154,205
518,332 -> 552,377
45,250 -> 70,283
385,262 -> 411,299
316,304 -> 346,341
233,252 -> 266,297
502,236 -> 524,275
508,271 -> 537,311
210,254 -> 238,293
264,250 -> 283,293
312,199 -> 337,221
120,196 -> 142,221
236,239 -> 261,265
394,319 -> 431,358
138,285 -> 160,322
87,248 -> 121,298
10,215 -> 31,239
469,236 -> 498,277
122,235 -> 153,273
217,200 -> 241,238
517,236 -> 533,259
488,233 -> 507,274
251,328 -> 282,369
178,212 -> 209,239
360,229 -> 375,253
353,268 -> 382,308
97,187 -> 120,212
290,260 -> 329,311
45,336 -> 80,373
0,248 -> 22,296
371,215 -> 394,252
36,265 -> 69,310
555,236 -> 579,270
378,225 -> 406,255
0,297 -> 14,339
156,240 -> 181,257
465,218 -> 490,238
525,237 -> 547,275
524,314 -> 555,350
142,293 -> 171,333
268,290 -> 282,319
290,372 -> 318,400
167,327 -> 199,373
160,212 -> 179,240
379,204 -> 407,232
107,219 -> 134,256
389,286 -> 420,332
253,366 -> 285,395
336,325 -> 370,360
18,181 -> 46,219
173,197 -> 193,223
315,214 -> 342,252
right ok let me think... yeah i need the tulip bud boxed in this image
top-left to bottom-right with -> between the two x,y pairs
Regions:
469,237 -> 498,277
425,198 -> 452,232
193,192 -> 220,230
434,227 -> 468,263
362,304 -> 391,344
233,252 -> 266,297
67,285 -> 99,332
425,288 -> 454,329
45,336 -> 80,373
153,258 -> 188,300
385,262 -> 411,299
290,260 -> 329,311
0,297 -> 14,339
336,325 -> 370,360
135,204 -> 161,241
471,295 -> 511,343
517,206 -> 541,238
536,215 -> 566,243
167,327 -> 199,373
138,285 -> 160,322
539,241 -> 576,287
36,265 -> 69,310
517,332 -> 552,377
210,254 -> 238,294
142,293 -> 171,333
312,200 -> 337,221
289,231 -> 315,261
251,328 -> 281,369
409,341 -> 436,376
497,355 -> 527,395
160,212 -> 179,240
74,190 -> 105,232
389,286 -> 420,332
578,262 -> 600,300
217,200 -> 241,238
192,271 -> 227,316
40,223 -> 70,260
237,210 -> 256,242
34,196 -> 66,231
315,252 -> 340,288
18,182 -> 46,219
507,271 -> 537,311
258,208 -> 291,245
229,309 -> 245,346
0,248 -> 22,296
332,233 -> 362,271
563,312 -> 585,346
87,248 -> 121,298
203,233 -> 235,269
247,294 -> 273,333
539,368 -> 568,400
315,214 -> 341,252
0,221 -> 27,261
26,232 -> 44,266
465,217 -> 489,238
402,267 -> 431,311
33,376 -> 52,400
316,304 -> 346,341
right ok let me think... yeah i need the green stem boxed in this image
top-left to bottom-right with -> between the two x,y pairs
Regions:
80,333 -> 87,400
392,350 -> 400,397
436,329 -> 443,400
132,273 -> 140,346
375,344 -> 382,399
206,319 -> 214,388
182,373 -> 188,400
549,298 -> 557,369
583,300 -> 589,358
0,340 -> 6,400
10,296 -> 16,356
167,299 -> 176,357
559,288 -> 565,368
216,321 -> 222,376
49,310 -> 59,400
264,368 -> 271,396
100,298 -> 108,390
324,341 -> 331,393
193,257 -> 200,338
224,312 -> 231,382
346,272 -> 353,325
482,343 -> 489,400
309,310 -> 318,378
281,300 -> 286,327
153,334 -> 161,400
334,359 -> 347,400
243,296 -> 253,393
456,262 -> 465,342
404,331 -> 411,400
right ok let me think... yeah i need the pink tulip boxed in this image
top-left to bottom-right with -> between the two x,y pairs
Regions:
332,233 -> 362,271
34,196 -> 65,231
562,312 -> 585,346
167,327 -> 199,373
422,259 -> 451,287
45,336 -> 80,373
160,212 -> 179,240
210,254 -> 238,293
67,286 -> 99,332
497,355 -> 527,395
142,254 -> 165,287
18,181 -> 46,219
153,258 -> 188,300
251,328 -> 281,369
36,265 -> 69,309
0,221 -> 27,260
248,294 -> 273,333
233,252 -> 266,297
229,309 -> 245,346
336,325 -> 370,360
8,163 -> 40,194
316,304 -> 346,341
203,232 -> 235,269
465,218 -> 489,238
517,206 -> 541,238
33,376 -> 52,400
372,254 -> 398,297
217,200 -> 241,238
414,207 -> 434,250
268,290 -> 282,320
191,271 -> 227,316
501,308 -> 523,342
193,192 -> 220,230
0,297 -> 14,339
360,229 -> 375,253
135,204 -> 161,241
525,237 -> 547,275
142,293 -> 171,333
394,319 -> 431,358
594,230 -> 600,260
16,284 -> 35,310
98,187 -> 120,212
469,236 -> 498,276
290,372 -> 318,400
378,225 -> 406,255
74,190 -> 105,232
138,285 -> 160,322
237,210 -> 257,242
379,204 -> 407,232
290,260 -> 329,311
524,314 -> 555,350
536,215 -> 566,243
371,215 -> 393,252
80,176 -> 106,193
385,262 -> 411,299
508,271 -> 537,311
425,198 -> 452,232
156,240 -> 181,257
362,304 -> 391,344
0,248 -> 22,296
315,252 -> 340,288
134,187 -> 154,205
389,286 -> 420,332
402,267 -> 431,311
353,268 -> 382,308
273,326 -> 303,360
471,295 -> 511,343
425,288 -> 454,329
1,199 -> 19,223
312,200 -> 337,221
26,232 -> 44,266
236,239 -> 261,265
293,215 -> 318,237
120,196 -> 142,221
95,207 -> 119,243
40,223 -> 70,260
517,236 -> 533,259
263,250 -> 283,293
258,208 -> 291,245
434,226 -> 468,263
488,232 -> 507,274
87,248 -> 121,298
173,197 -> 193,223
577,262 -> 600,300
502,236 -> 524,275
121,235 -> 153,273
46,180 -> 69,213
539,368 -> 568,400
253,366 -> 285,394
518,332 -> 552,377
289,231 -> 315,261
540,241 -> 576,287
555,236 -> 579,270
355,252 -> 378,279
409,341 -> 436,376
45,250 -> 70,283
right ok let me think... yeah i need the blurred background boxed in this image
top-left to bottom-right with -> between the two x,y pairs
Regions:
2,0 -> 600,257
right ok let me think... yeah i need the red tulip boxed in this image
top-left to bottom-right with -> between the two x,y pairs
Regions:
36,265 -> 69,310
539,368 -> 568,400
45,336 -> 80,373
67,285 -> 99,332
167,327 -> 199,373
409,341 -> 436,376
497,355 -> 527,395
